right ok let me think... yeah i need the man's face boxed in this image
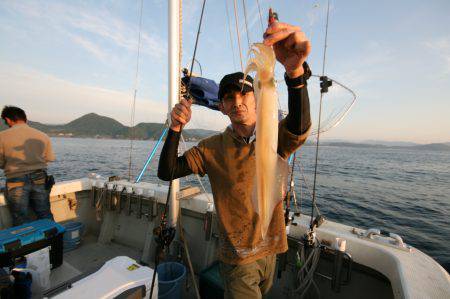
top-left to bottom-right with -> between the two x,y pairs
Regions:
219,90 -> 257,125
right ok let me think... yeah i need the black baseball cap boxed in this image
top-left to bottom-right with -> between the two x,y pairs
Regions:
218,72 -> 254,100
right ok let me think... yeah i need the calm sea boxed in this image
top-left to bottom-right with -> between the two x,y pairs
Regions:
4,137 -> 450,272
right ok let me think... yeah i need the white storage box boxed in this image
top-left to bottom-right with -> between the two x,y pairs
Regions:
24,246 -> 51,294
52,256 -> 157,299
26,246 -> 51,270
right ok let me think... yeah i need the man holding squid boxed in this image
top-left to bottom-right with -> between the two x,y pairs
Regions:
158,20 -> 311,298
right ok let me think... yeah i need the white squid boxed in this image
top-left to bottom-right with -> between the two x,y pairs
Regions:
245,43 -> 288,240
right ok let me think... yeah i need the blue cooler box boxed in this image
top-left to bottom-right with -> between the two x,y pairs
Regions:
0,219 -> 65,269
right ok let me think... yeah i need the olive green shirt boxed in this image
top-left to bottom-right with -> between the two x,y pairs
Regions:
0,124 -> 55,178
184,119 -> 310,265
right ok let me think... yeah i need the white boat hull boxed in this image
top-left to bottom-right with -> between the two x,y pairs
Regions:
1,178 -> 449,298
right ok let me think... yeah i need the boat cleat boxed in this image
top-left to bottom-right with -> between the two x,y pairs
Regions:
352,227 -> 412,252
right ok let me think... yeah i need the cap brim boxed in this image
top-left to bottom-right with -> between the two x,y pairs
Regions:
219,83 -> 253,100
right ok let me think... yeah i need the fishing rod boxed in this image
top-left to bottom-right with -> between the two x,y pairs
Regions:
149,1 -> 207,298
309,0 -> 331,238
267,3 -> 331,296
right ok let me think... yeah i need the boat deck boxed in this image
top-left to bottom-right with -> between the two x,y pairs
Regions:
47,234 -> 207,299
46,233 -> 394,299
1,180 -> 448,298
47,235 -> 143,297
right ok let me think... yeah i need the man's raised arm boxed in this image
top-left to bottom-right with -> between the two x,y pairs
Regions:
157,98 -> 194,181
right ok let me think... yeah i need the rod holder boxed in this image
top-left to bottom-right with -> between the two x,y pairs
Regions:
331,238 -> 346,292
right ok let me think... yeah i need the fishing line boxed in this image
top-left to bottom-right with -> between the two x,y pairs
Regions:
233,0 -> 245,71
291,3 -> 331,293
242,0 -> 251,49
186,58 -> 203,76
305,3 -> 321,53
224,0 -> 238,70
186,0 -> 207,91
128,0 -> 144,181
310,0 -> 330,228
255,0 -> 265,34
297,159 -> 321,216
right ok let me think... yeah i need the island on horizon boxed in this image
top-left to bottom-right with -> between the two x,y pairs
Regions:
1,112 -> 449,150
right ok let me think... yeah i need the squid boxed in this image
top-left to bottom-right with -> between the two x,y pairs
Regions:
245,43 -> 288,240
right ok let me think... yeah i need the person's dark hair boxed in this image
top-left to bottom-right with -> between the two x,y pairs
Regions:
1,106 -> 27,122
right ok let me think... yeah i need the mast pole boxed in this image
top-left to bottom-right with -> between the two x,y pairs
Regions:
168,0 -> 180,227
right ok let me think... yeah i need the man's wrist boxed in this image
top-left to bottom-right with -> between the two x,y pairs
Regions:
168,127 -> 182,140
284,62 -> 311,88
286,69 -> 304,79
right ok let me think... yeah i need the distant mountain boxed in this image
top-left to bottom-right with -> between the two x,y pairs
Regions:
131,122 -> 166,140
315,141 -> 450,151
314,139 -> 420,147
412,143 -> 450,151
360,140 -> 419,147
320,141 -> 387,148
27,120 -> 54,132
64,113 -> 126,137
0,113 -> 218,141
183,128 -> 220,140
1,115 -> 449,150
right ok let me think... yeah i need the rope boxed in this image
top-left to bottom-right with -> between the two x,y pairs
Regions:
241,0 -> 251,49
224,0 -> 238,70
128,0 -> 144,181
311,0 -> 331,227
232,0 -> 244,71
292,238 -> 321,298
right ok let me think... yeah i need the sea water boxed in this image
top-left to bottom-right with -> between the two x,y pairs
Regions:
2,137 -> 449,272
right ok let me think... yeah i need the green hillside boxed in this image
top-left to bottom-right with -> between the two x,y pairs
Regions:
130,122 -> 166,139
3,115 -> 448,149
63,113 -> 126,137
0,113 -> 217,140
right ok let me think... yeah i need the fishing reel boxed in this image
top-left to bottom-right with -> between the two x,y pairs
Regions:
153,222 -> 176,248
305,230 -> 317,247
305,215 -> 325,246
180,68 -> 221,111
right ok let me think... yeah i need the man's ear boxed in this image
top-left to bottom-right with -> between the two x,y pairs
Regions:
4,117 -> 13,126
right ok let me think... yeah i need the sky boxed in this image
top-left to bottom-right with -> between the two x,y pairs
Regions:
0,0 -> 449,144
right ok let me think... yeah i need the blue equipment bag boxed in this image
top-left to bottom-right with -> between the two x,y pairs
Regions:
182,76 -> 220,111
0,219 -> 65,269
